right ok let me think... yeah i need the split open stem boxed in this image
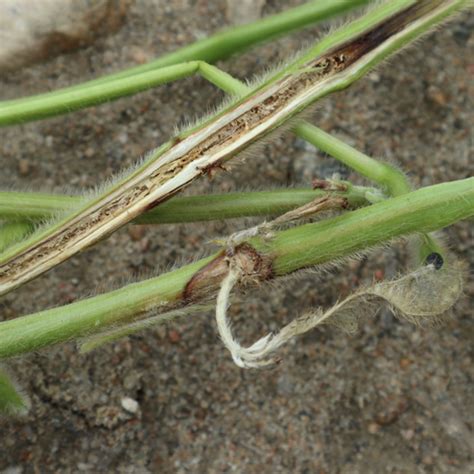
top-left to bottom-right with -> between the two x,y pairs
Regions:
2,0 -> 467,298
0,185 -> 373,223
0,178 -> 472,359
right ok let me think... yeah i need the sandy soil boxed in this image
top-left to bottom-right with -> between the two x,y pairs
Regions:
0,1 -> 473,472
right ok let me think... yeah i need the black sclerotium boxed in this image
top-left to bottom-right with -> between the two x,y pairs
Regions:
425,252 -> 444,270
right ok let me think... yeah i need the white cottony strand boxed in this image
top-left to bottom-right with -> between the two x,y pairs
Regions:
215,255 -> 463,369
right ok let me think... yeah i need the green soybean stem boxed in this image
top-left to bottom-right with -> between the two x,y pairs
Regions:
295,123 -> 410,196
293,122 -> 443,260
0,185 -> 372,223
0,178 -> 472,359
0,365 -> 29,415
0,0 -> 369,126
0,0 -> 468,296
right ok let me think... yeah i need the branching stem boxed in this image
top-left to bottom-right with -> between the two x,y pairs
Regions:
1,0 -> 465,297
0,0 -> 369,126
0,185 -> 372,223
295,123 -> 410,196
0,178 -> 472,359
294,122 -> 441,259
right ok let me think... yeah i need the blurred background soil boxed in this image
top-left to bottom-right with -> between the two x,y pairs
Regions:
0,1 -> 473,472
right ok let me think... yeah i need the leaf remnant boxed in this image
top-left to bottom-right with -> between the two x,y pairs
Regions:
215,256 -> 464,368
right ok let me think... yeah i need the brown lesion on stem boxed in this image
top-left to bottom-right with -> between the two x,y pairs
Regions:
182,193 -> 348,303
183,243 -> 273,302
312,0 -> 445,71
312,179 -> 348,192
197,161 -> 228,180
272,195 -> 349,226
0,0 -> 445,294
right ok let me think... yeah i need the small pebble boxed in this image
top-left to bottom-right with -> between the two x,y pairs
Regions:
18,159 -> 30,176
121,397 -> 139,414
1,468 -> 23,474
422,455 -> 434,466
427,86 -> 448,106
226,0 -> 265,24
374,269 -> 384,281
399,358 -> 412,369
128,225 -> 146,242
130,47 -> 150,64
84,147 -> 95,158
118,132 -> 128,144
168,329 -> 181,343
77,463 -> 92,471
368,422 -> 381,434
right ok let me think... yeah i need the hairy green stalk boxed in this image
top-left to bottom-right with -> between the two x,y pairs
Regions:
1,0 -> 467,298
0,62 -> 248,127
79,305 -> 213,354
0,0 -> 369,126
295,122 -> 442,259
295,123 -> 410,197
0,178 -> 472,359
0,221 -> 34,254
0,185 -> 373,223
264,178 -> 474,275
0,366 -> 29,415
